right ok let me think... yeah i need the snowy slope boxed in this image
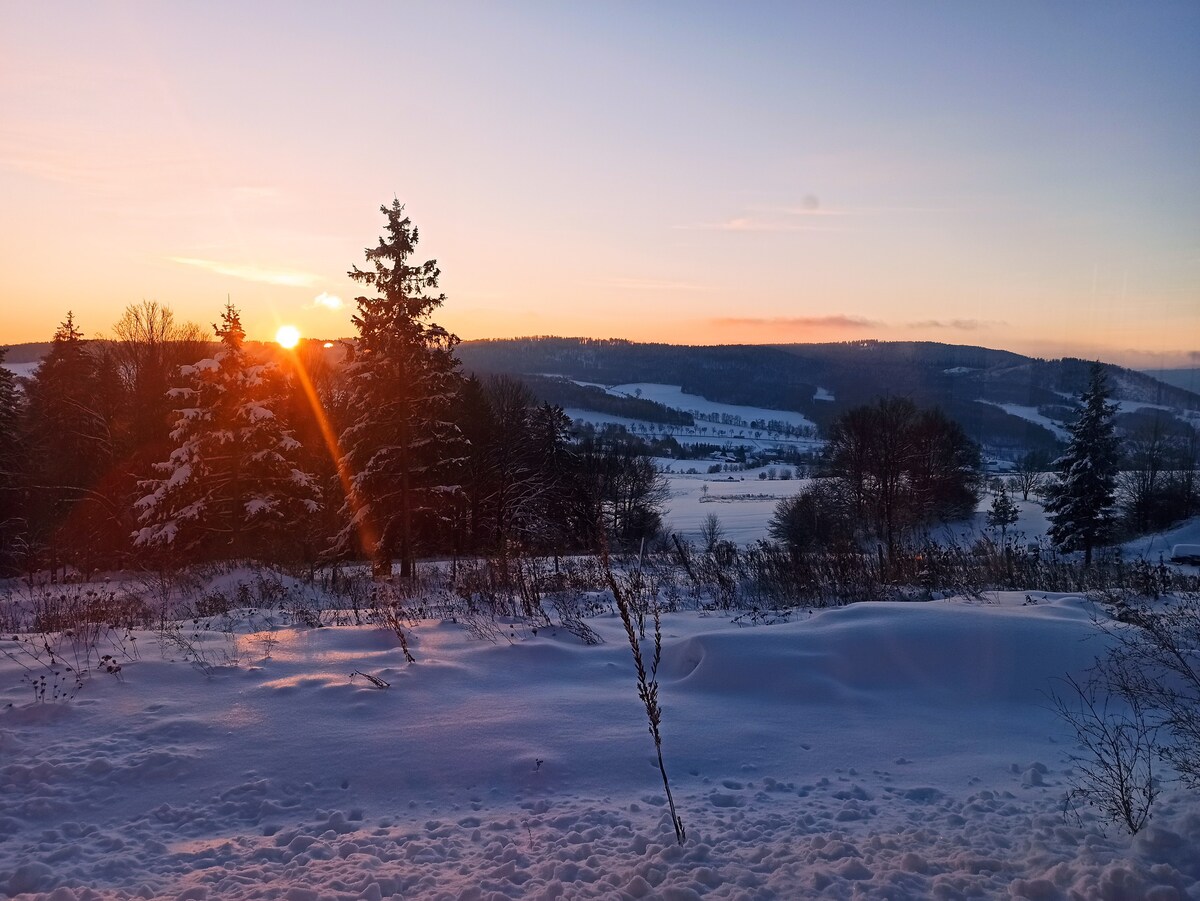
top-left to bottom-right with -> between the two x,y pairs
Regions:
605,384 -> 817,432
978,401 -> 1070,442
2,585 -> 1198,899
564,382 -> 823,455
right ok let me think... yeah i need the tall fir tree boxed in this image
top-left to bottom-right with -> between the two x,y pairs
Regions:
0,350 -> 26,574
1044,362 -> 1120,564
134,304 -> 319,561
23,313 -> 115,572
336,201 -> 465,578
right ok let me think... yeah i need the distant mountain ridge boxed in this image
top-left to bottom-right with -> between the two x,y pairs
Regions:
457,337 -> 1200,455
6,336 -> 1196,457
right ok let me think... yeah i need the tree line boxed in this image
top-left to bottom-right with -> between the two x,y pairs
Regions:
768,362 -> 1200,565
1,202 -> 1196,579
0,202 -> 666,579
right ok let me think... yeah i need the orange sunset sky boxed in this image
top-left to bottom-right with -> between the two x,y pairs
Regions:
2,2 -> 1197,368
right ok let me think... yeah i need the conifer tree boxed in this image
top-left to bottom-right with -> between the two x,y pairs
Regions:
1044,363 -> 1120,564
134,304 -> 319,560
23,313 -> 113,571
0,350 -> 25,574
336,201 -> 464,578
986,482 -> 1019,543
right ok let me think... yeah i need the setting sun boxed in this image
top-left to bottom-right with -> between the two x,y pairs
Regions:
275,324 -> 301,349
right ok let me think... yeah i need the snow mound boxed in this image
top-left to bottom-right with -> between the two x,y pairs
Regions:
0,588 -> 1194,899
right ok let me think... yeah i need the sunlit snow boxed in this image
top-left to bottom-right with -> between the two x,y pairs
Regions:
2,574 -> 1198,898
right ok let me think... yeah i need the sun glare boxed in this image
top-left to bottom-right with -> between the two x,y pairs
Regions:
276,325 -> 301,349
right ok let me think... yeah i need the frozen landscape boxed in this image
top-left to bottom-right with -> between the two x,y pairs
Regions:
4,2 -> 1200,897
3,572 -> 1200,900
3,364 -> 1199,900
563,382 -> 823,457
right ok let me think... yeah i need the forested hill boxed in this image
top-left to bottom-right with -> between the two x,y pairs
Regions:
0,342 -> 52,363
457,337 -> 1200,454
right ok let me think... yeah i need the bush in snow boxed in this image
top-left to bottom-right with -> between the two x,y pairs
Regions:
1055,593 -> 1200,834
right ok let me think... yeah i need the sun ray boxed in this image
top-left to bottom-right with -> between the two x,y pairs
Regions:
281,345 -> 379,564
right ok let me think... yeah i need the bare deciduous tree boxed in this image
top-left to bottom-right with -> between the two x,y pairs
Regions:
1055,593 -> 1200,834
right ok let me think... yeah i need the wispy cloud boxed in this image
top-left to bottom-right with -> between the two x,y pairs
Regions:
602,277 -> 717,291
675,216 -> 842,233
676,196 -> 845,232
308,292 -> 345,311
676,196 -> 953,233
907,319 -> 1004,331
712,315 -> 881,329
170,257 -> 319,288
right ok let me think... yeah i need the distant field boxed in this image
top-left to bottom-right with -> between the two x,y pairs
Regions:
0,361 -> 38,378
605,382 -> 818,431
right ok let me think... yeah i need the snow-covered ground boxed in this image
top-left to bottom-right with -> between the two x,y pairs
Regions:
566,408 -> 821,455
2,582 -> 1198,900
564,383 -> 823,455
978,402 -> 1071,442
1119,517 -> 1200,570
928,496 -> 1052,551
0,362 -> 38,379
665,474 -> 1059,550
605,384 -> 817,433
663,472 -> 810,546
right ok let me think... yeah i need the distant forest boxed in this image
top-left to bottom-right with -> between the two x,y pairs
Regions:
457,337 -> 1200,457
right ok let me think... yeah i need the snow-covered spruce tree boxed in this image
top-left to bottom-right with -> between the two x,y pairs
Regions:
134,304 -> 319,561
1044,362 -> 1120,565
336,201 -> 464,579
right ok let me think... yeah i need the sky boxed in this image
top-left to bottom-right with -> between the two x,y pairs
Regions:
1,1 -> 1197,367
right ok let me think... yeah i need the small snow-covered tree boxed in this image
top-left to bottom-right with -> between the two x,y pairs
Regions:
986,482 -> 1019,543
336,201 -> 464,579
134,304 -> 319,561
1044,363 -> 1120,564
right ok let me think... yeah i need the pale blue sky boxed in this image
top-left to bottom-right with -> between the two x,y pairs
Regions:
2,1 -> 1197,365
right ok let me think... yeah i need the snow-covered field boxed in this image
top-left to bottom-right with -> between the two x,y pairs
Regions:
605,385 -> 817,433
664,475 -> 1059,550
564,383 -> 823,455
979,402 -> 1071,443
0,362 -> 38,379
662,473 -> 809,546
2,580 -> 1199,900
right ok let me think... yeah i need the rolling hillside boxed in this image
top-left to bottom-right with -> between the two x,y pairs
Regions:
458,338 -> 1200,456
